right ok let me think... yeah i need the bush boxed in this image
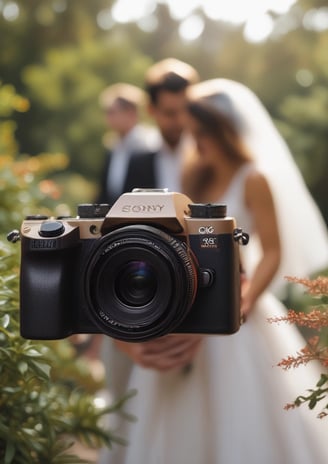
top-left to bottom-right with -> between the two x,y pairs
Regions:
0,83 -> 127,463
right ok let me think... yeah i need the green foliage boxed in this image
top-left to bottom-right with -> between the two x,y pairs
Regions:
278,28 -> 328,223
0,240 -> 126,463
21,37 -> 152,181
293,373 -> 328,416
0,84 -> 128,463
0,83 -> 69,231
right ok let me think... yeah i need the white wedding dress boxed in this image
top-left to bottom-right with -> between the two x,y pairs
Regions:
99,163 -> 328,464
99,79 -> 328,464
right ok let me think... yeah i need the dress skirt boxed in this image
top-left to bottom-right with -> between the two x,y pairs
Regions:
99,292 -> 328,464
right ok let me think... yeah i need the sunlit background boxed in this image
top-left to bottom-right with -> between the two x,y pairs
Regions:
1,0 -> 328,222
97,0 -> 328,42
107,0 -> 297,42
3,0 -> 328,41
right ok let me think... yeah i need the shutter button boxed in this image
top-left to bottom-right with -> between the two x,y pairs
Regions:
39,221 -> 65,237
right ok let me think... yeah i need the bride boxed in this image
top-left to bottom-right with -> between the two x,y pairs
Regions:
99,79 -> 328,464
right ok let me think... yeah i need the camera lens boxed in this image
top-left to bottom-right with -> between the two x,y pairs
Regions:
115,260 -> 157,307
84,225 -> 198,342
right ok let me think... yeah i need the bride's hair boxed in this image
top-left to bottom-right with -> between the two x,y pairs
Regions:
187,99 -> 252,164
184,98 -> 252,201
185,78 -> 328,296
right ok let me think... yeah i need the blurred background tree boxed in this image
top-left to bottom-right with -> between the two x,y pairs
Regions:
0,0 -> 327,222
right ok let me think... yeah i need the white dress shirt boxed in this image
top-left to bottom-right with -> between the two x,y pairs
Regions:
154,134 -> 194,193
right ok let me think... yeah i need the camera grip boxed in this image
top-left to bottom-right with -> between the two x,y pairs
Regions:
20,240 -> 79,339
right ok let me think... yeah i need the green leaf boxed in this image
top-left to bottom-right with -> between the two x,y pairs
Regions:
309,397 -> 318,410
23,348 -> 44,357
0,313 -> 10,328
316,374 -> 328,388
18,361 -> 28,375
1,386 -> 21,394
4,440 -> 15,464
29,359 -> 51,379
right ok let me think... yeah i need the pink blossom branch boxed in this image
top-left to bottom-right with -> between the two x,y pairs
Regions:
285,276 -> 328,296
268,309 -> 328,330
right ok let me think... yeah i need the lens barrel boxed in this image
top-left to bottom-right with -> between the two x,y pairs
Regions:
84,225 -> 198,342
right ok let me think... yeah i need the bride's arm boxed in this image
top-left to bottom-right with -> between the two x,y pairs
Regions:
242,171 -> 281,315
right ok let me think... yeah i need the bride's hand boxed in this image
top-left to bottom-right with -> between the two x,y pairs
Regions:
114,334 -> 203,372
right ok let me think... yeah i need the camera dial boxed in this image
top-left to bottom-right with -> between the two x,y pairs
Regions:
189,203 -> 226,218
38,221 -> 65,238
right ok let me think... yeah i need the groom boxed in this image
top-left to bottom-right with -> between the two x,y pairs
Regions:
111,58 -> 203,372
121,57 -> 199,193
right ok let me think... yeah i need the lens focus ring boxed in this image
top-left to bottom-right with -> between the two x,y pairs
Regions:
83,224 -> 198,342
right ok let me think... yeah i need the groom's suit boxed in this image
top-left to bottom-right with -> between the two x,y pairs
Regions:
97,150 -> 158,205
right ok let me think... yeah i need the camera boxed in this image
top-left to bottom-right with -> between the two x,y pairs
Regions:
16,189 -> 248,342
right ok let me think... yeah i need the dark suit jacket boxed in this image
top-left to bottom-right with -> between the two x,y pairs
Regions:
124,151 -> 158,193
97,150 -> 113,204
97,150 -> 158,206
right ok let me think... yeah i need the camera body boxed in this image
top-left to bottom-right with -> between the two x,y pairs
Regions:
19,190 -> 247,342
